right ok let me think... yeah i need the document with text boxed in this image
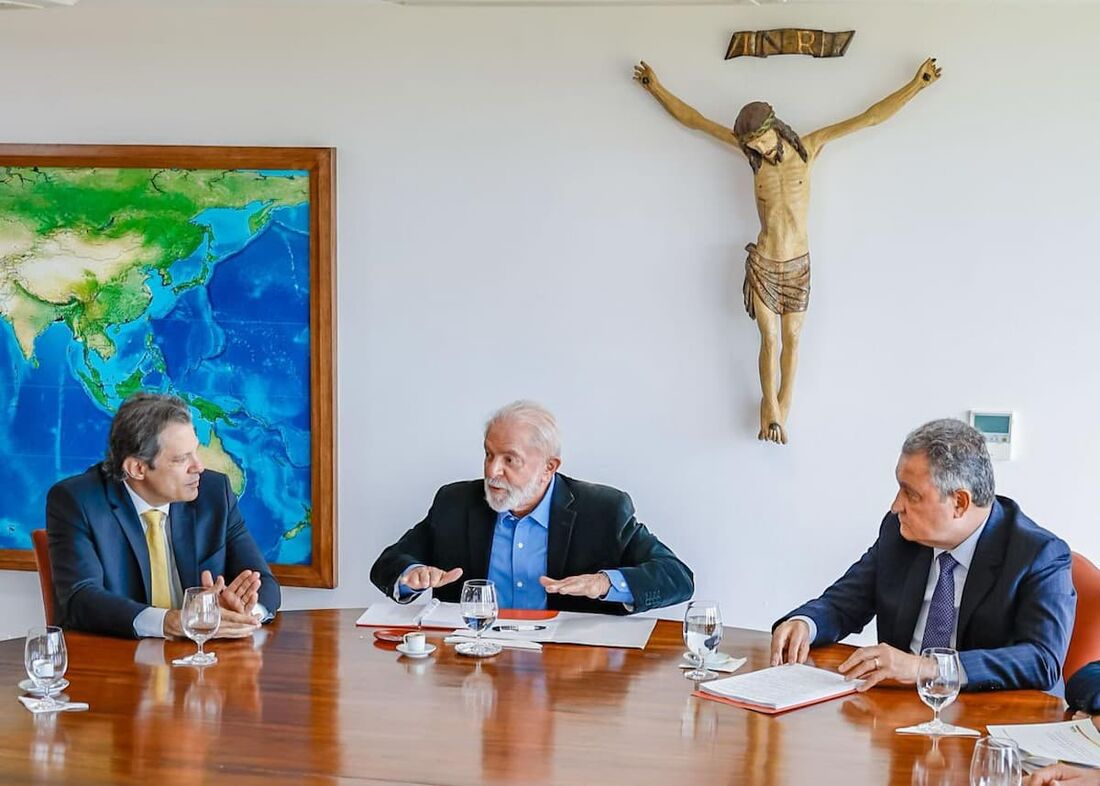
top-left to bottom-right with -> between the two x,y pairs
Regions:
986,719 -> 1100,768
698,663 -> 860,713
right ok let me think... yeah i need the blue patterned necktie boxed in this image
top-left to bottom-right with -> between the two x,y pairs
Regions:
921,552 -> 959,651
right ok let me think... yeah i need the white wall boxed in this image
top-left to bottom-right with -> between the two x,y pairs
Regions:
1,2 -> 1099,640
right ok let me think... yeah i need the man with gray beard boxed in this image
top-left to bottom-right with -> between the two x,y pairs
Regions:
370,401 -> 694,614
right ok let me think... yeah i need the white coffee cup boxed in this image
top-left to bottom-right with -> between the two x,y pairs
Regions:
402,631 -> 427,653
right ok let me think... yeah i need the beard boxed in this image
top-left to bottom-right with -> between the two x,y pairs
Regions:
484,473 -> 546,514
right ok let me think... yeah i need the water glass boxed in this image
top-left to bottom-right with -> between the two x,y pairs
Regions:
969,736 -> 1022,786
683,600 -> 722,681
911,647 -> 961,735
24,627 -> 67,709
178,587 -> 221,666
455,579 -> 501,657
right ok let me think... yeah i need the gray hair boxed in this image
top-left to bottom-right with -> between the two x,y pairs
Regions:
103,392 -> 192,480
901,419 -> 995,507
485,400 -> 562,459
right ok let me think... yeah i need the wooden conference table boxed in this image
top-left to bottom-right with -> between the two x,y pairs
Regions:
0,609 -> 1071,785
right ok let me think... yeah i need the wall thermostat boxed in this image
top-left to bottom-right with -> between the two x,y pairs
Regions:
969,411 -> 1014,461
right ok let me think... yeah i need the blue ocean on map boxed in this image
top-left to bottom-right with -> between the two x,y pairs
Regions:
0,186 -> 313,566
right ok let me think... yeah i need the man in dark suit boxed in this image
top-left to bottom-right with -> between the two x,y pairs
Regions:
771,418 -> 1076,693
370,400 -> 693,614
47,392 -> 281,638
1067,661 -> 1100,714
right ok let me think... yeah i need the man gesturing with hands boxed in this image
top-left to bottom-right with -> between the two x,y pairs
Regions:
371,401 -> 694,615
770,419 -> 1075,693
47,393 -> 280,639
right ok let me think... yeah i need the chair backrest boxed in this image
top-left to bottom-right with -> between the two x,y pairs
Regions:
31,529 -> 57,627
1065,551 -> 1100,682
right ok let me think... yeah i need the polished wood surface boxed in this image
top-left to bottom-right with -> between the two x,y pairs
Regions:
0,610 -> 1069,785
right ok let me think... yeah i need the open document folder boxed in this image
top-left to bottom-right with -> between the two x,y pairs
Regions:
357,600 -> 657,648
694,663 -> 861,714
987,719 -> 1100,769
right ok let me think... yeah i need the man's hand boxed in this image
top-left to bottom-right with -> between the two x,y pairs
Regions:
914,57 -> 942,88
400,565 -> 463,592
163,609 -> 259,640
1027,763 -> 1100,785
539,573 -> 611,599
770,619 -> 812,666
838,643 -> 921,691
202,569 -> 261,615
633,60 -> 659,91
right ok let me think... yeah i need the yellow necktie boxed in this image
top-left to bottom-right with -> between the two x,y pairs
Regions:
141,510 -> 171,609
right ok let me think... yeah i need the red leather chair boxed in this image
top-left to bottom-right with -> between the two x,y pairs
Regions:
1065,551 -> 1100,682
31,529 -> 58,626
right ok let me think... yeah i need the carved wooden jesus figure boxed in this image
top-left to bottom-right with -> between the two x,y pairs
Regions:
634,58 -> 941,444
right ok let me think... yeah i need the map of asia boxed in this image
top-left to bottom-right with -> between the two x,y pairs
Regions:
0,166 -> 313,565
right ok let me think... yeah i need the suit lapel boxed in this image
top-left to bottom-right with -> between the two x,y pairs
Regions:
169,501 -> 197,589
105,477 -> 152,603
467,489 -> 496,580
546,477 -> 576,579
896,546 -> 933,648
957,501 -> 1006,644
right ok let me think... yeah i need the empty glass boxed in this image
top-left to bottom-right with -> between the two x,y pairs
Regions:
969,736 -> 1022,786
683,600 -> 722,681
455,579 -> 501,657
177,587 -> 221,666
24,627 -> 67,710
909,647 -> 961,735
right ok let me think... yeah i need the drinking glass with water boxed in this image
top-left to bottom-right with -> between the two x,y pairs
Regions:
969,736 -> 1022,786
455,579 -> 502,657
683,600 -> 722,681
177,587 -> 221,666
24,626 -> 67,709
912,647 -> 961,735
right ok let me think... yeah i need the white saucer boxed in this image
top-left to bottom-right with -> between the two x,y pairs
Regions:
396,642 -> 436,659
19,678 -> 70,697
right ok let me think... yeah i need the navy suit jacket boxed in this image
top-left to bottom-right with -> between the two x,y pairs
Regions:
777,497 -> 1076,692
1067,661 -> 1100,714
370,474 -> 694,614
46,464 -> 281,638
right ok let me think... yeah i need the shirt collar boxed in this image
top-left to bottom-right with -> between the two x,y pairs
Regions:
933,507 -> 992,570
122,480 -> 171,519
507,474 -> 556,529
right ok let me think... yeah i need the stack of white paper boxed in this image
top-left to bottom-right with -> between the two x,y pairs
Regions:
356,602 -> 658,649
987,719 -> 1100,768
700,663 -> 859,711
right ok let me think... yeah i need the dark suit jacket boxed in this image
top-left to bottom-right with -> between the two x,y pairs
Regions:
1067,661 -> 1100,714
46,464 -> 281,638
370,474 -> 694,614
776,497 -> 1076,693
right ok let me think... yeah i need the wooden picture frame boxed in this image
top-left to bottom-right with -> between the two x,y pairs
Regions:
0,144 -> 336,588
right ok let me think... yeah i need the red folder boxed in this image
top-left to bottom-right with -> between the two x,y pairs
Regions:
691,683 -> 858,715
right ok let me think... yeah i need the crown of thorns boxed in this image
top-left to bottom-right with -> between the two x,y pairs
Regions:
740,112 -> 777,142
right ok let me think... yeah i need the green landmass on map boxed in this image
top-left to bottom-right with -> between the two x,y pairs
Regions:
0,167 -> 308,365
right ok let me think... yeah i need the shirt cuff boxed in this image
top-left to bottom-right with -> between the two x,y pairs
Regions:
253,602 -> 273,623
133,606 -> 169,639
790,615 -> 818,644
600,570 -> 634,605
394,564 -> 425,602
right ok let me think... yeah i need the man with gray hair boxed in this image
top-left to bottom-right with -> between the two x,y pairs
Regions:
46,392 -> 281,638
770,418 -> 1076,692
370,400 -> 694,613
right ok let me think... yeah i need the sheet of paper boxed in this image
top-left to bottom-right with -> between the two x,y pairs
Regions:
700,663 -> 859,710
987,720 -> 1100,768
548,612 -> 657,649
356,600 -> 466,629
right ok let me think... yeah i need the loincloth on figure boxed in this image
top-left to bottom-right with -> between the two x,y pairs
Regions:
742,243 -> 811,319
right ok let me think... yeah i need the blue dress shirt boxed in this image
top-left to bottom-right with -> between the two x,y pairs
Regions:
399,474 -> 634,608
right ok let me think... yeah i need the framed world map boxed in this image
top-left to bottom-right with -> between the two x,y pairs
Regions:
0,144 -> 336,588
